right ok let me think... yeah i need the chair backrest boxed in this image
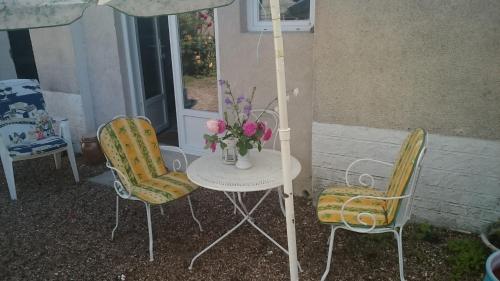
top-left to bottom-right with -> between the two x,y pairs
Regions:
385,128 -> 427,226
0,79 -> 54,146
249,109 -> 279,150
97,116 -> 167,191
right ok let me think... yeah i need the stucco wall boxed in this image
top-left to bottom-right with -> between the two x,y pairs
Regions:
0,31 -> 17,80
30,26 -> 79,93
313,0 -> 500,140
81,6 -> 127,128
30,7 -> 127,141
218,0 -> 314,194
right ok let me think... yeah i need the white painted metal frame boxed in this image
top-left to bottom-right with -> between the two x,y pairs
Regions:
186,149 -> 302,272
0,119 -> 80,200
96,115 -> 202,262
247,0 -> 315,32
189,188 -> 302,272
320,139 -> 428,281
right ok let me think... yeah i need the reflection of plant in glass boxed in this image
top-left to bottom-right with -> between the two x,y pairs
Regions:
178,10 -> 216,77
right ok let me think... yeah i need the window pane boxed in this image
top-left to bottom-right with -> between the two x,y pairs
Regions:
137,18 -> 162,100
258,0 -> 310,21
178,10 -> 219,112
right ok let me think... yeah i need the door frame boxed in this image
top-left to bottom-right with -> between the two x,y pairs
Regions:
120,10 -> 222,156
121,15 -> 170,132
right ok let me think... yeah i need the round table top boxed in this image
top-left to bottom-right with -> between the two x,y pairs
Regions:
187,149 -> 301,192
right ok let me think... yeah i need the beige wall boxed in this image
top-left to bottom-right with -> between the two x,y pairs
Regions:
313,0 -> 500,140
218,0 -> 314,194
30,26 -> 79,93
0,31 -> 17,80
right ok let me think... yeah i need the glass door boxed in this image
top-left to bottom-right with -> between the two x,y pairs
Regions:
169,9 -> 221,155
136,17 -> 170,131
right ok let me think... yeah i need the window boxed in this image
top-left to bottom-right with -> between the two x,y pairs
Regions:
246,0 -> 315,32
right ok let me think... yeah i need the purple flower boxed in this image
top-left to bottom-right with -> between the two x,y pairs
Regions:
224,97 -> 232,105
237,95 -> 245,104
243,104 -> 252,116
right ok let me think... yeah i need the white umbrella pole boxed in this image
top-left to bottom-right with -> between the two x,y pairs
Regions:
269,0 -> 299,280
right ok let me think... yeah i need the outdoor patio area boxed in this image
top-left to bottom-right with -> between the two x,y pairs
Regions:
0,155 -> 485,281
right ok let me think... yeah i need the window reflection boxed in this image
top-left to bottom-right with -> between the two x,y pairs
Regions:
258,0 -> 311,21
178,9 -> 218,112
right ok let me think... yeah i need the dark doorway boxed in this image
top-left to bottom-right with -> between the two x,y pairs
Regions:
7,30 -> 38,80
136,16 -> 178,146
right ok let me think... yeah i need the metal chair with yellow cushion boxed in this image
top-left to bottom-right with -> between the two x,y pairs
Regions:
97,116 -> 202,261
317,128 -> 427,281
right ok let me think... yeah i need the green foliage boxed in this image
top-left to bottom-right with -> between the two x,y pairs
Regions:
178,10 -> 216,78
447,238 -> 487,280
415,223 -> 441,243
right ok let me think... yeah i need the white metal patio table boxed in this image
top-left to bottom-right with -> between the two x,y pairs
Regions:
187,149 -> 301,270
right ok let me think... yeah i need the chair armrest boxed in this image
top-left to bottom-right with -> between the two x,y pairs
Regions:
56,118 -> 72,143
0,134 -> 10,159
345,158 -> 393,188
105,162 -> 133,199
159,145 -> 189,172
340,194 -> 411,233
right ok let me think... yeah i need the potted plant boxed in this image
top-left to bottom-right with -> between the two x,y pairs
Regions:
204,80 -> 274,169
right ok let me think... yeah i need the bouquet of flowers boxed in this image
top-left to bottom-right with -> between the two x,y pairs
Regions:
204,80 -> 275,156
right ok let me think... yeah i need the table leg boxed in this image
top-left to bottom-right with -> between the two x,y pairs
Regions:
189,190 -> 272,270
189,190 -> 302,273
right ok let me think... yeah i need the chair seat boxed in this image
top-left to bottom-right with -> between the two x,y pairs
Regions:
8,136 -> 67,157
130,171 -> 198,205
317,185 -> 391,227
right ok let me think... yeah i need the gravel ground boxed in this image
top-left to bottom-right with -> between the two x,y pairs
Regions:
0,155 -> 483,281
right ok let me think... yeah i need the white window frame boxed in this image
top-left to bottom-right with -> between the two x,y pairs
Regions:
246,0 -> 315,32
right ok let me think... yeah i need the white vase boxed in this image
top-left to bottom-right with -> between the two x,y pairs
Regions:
236,151 -> 252,170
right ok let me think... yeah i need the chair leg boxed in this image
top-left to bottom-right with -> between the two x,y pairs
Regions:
54,152 -> 62,169
277,186 -> 286,217
321,226 -> 338,281
2,157 -> 16,200
66,147 -> 80,183
145,202 -> 154,262
395,227 -> 406,281
232,192 -> 237,214
187,195 -> 203,232
111,196 -> 119,240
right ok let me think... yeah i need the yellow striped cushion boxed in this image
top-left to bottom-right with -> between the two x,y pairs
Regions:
98,117 -> 197,204
130,172 -> 197,205
317,186 -> 389,227
99,117 -> 167,185
385,128 -> 426,223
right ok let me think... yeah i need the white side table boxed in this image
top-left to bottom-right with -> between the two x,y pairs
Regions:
187,149 -> 302,271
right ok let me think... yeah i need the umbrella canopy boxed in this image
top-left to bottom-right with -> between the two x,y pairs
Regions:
0,0 -> 235,30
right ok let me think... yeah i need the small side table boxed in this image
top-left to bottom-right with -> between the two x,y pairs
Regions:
186,149 -> 302,271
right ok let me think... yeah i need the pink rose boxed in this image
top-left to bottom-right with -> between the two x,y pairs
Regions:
243,121 -> 257,137
217,119 -> 226,134
257,121 -> 266,132
206,119 -> 219,134
262,128 -> 272,141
